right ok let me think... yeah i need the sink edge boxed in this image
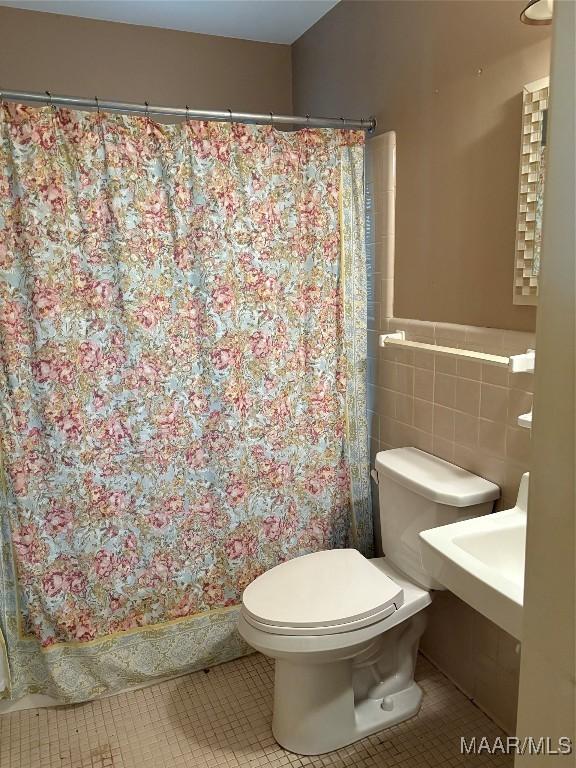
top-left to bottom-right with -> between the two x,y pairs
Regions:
419,536 -> 523,640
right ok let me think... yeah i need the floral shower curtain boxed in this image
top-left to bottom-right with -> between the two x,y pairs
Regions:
0,103 -> 370,703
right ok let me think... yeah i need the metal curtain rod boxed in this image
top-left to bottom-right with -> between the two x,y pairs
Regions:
0,89 -> 376,132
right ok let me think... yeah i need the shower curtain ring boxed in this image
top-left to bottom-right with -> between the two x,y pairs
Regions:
45,90 -> 53,108
306,114 -> 310,128
228,108 -> 233,124
270,111 -> 274,127
94,96 -> 100,114
144,101 -> 149,117
185,104 -> 190,123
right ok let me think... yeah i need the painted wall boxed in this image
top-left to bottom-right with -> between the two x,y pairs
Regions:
0,6 -> 292,115
293,0 -> 551,331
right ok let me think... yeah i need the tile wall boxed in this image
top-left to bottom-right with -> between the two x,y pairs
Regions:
366,132 -> 533,734
368,318 -> 534,511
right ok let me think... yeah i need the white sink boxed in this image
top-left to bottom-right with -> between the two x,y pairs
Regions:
419,473 -> 528,640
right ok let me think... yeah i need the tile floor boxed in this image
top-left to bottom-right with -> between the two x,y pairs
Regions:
0,653 -> 512,768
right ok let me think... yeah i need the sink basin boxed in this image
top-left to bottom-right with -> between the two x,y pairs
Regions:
419,473 -> 528,640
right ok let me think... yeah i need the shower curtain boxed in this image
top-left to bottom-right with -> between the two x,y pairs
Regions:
0,103 -> 370,702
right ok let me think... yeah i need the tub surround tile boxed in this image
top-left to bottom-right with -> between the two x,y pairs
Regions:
373,192 -> 396,239
394,318 -> 436,339
414,348 -> 435,370
480,384 -> 509,422
433,405 -> 455,441
432,435 -> 455,463
365,131 -> 396,190
380,387 -> 398,418
414,398 -> 434,433
395,393 -> 414,424
434,373 -> 457,409
368,411 -> 380,444
465,326 -> 505,353
478,419 -> 507,457
382,345 -> 414,366
395,362 -> 414,395
365,239 -> 378,277
414,367 -> 434,401
412,428 -> 434,454
381,278 -> 395,319
367,330 -> 380,359
482,363 -> 510,387
434,353 -> 458,375
375,237 -> 395,279
455,378 -> 481,416
455,412 -> 479,448
435,322 -> 469,344
457,357 -> 483,381
366,133 -> 396,319
367,300 -> 379,331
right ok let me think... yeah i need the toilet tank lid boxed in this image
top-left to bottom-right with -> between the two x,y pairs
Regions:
375,448 -> 500,507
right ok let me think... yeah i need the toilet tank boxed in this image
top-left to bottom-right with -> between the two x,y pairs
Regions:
374,448 -> 500,589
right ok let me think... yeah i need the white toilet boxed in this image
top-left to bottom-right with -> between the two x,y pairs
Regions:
238,447 -> 500,755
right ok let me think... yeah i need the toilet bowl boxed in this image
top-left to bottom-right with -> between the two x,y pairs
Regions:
238,448 -> 500,755
239,553 -> 430,754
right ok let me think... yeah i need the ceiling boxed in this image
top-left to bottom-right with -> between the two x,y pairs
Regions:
0,0 -> 339,44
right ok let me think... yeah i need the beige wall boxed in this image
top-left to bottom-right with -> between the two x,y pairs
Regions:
293,0 -> 551,331
0,6 -> 292,115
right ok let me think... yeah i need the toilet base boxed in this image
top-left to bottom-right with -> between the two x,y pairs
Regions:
271,612 -> 427,755
273,662 -> 423,755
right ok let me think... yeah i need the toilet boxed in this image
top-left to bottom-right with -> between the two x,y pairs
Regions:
238,447 -> 500,755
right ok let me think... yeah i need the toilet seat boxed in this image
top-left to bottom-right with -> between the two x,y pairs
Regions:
242,601 -> 399,636
238,558 -> 432,659
241,549 -> 404,636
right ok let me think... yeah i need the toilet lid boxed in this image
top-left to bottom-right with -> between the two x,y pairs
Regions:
241,549 -> 403,633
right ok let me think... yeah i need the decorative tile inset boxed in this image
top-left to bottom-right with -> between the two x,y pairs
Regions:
514,76 -> 549,306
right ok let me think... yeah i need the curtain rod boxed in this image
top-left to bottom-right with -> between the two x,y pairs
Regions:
0,89 -> 376,132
